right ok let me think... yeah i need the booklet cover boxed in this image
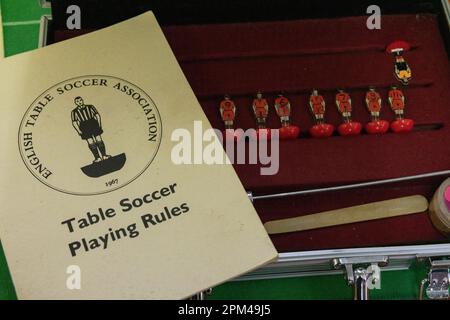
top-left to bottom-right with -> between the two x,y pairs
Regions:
0,11 -> 277,299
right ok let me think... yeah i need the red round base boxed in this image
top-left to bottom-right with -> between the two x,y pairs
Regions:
337,122 -> 362,136
309,123 -> 334,138
279,125 -> 300,140
365,120 -> 390,134
390,118 -> 414,133
223,129 -> 244,142
386,40 -> 411,53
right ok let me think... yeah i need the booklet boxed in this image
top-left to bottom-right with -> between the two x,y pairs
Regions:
0,11 -> 277,299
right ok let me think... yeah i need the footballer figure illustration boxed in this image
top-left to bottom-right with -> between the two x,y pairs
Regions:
71,96 -> 110,163
71,96 -> 126,178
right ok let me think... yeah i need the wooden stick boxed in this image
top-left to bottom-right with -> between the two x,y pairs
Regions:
264,195 -> 428,235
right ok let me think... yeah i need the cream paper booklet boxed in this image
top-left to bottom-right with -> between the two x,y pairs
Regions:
0,12 -> 277,299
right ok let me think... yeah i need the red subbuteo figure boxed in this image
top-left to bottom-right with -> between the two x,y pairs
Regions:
274,94 -> 291,125
219,95 -> 243,142
388,86 -> 414,133
364,87 -> 389,134
250,92 -> 271,141
252,91 -> 269,129
365,88 -> 382,119
335,90 -> 361,136
388,86 -> 405,117
386,40 -> 412,86
219,95 -> 236,129
274,93 -> 300,139
309,89 -> 326,122
308,89 -> 334,138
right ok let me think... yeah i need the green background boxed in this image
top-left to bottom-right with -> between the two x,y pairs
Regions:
0,0 -> 431,300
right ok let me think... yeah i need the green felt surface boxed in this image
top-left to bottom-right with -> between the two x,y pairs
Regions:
3,24 -> 41,56
1,0 -> 50,57
2,0 -> 49,23
0,0 -> 435,301
0,242 -> 16,300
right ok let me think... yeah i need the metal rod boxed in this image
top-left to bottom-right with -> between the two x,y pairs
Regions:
251,169 -> 450,201
354,273 -> 369,300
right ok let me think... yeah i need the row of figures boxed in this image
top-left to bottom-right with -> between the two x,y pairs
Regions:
219,86 -> 414,140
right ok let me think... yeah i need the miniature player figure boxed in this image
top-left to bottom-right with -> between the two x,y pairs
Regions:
388,86 -> 414,133
308,89 -> 334,138
274,94 -> 291,127
219,95 -> 236,130
251,92 -> 271,140
335,89 -> 361,136
388,85 -> 406,118
336,90 -> 352,121
274,93 -> 300,139
309,89 -> 326,123
365,87 -> 382,120
219,95 -> 243,141
386,40 -> 412,86
364,87 -> 389,134
252,91 -> 269,129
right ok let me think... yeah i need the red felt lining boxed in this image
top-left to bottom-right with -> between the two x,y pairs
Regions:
166,43 -> 421,64
165,14 -> 450,251
53,14 -> 450,252
177,51 -> 436,98
255,177 -> 446,251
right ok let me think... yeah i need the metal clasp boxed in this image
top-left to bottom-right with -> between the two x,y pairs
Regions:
425,260 -> 450,300
332,256 -> 389,300
190,288 -> 213,300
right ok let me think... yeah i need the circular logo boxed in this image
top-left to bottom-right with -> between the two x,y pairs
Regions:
18,75 -> 162,195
